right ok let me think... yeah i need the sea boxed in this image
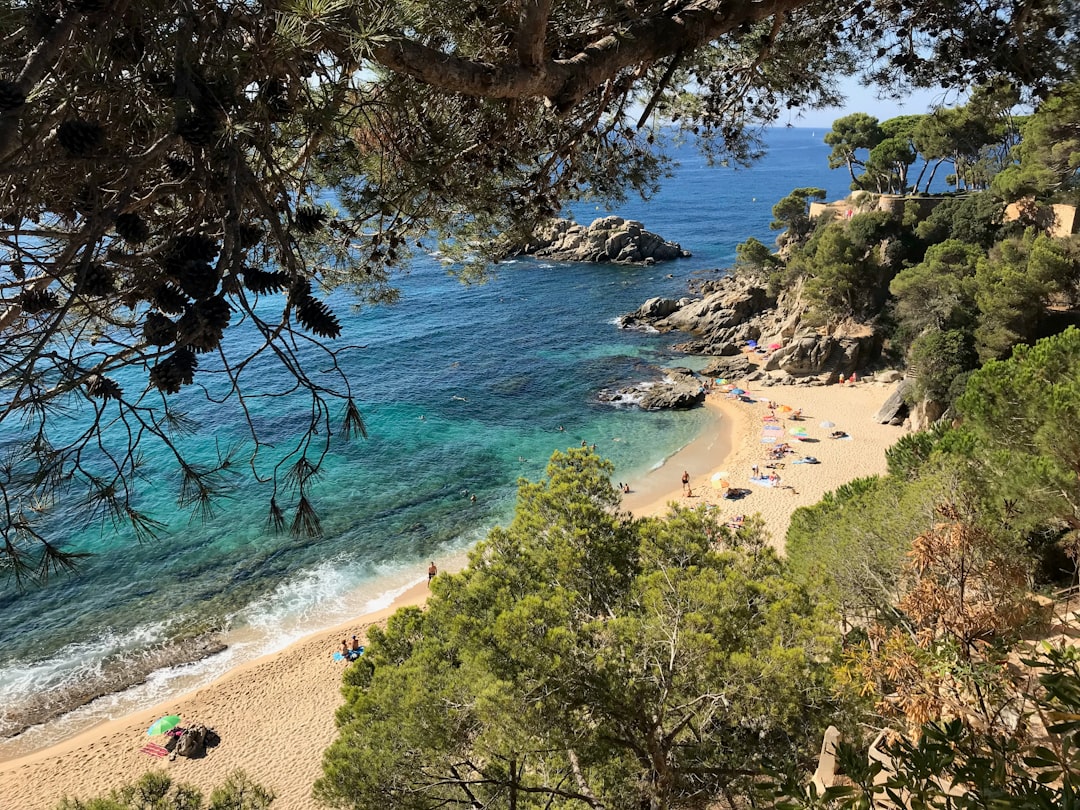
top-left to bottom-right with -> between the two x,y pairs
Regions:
0,127 -> 880,756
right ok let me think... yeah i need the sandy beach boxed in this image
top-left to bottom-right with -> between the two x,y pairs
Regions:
0,377 -> 906,809
623,377 -> 907,547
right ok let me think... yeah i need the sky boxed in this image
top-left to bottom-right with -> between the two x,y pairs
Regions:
787,80 -> 961,128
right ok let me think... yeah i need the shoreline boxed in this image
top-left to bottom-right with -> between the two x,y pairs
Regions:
0,378 -> 906,809
0,565 -> 466,808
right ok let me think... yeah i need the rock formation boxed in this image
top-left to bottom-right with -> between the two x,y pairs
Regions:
621,274 -> 885,388
512,216 -> 691,265
598,368 -> 706,411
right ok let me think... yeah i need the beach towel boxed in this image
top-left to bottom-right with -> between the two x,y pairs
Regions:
763,424 -> 783,432
140,742 -> 169,758
792,457 -> 820,464
760,435 -> 777,443
749,476 -> 777,487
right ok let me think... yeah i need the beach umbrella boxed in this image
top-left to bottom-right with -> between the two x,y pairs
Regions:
789,426 -> 808,436
746,340 -> 757,348
777,405 -> 793,413
716,378 -> 727,385
768,342 -> 782,350
819,420 -> 835,428
710,472 -> 730,489
730,387 -> 745,395
148,715 -> 181,736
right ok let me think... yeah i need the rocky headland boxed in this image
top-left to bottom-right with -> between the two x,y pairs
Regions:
610,273 -> 930,424
510,216 -> 691,265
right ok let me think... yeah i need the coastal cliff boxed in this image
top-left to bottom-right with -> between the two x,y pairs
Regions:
622,275 -> 884,387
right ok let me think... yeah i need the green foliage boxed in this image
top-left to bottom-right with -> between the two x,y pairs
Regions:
796,220 -> 891,322
845,210 -> 900,252
972,230 -> 1072,360
772,644 -> 1080,810
734,236 -> 781,279
956,326 -> 1080,533
860,135 -> 917,193
914,192 -> 1005,247
885,424 -> 952,480
993,81 -> 1080,200
55,770 -> 270,810
824,113 -> 883,186
908,329 -> 978,403
318,449 -> 843,810
889,239 -> 981,334
771,187 -> 827,246
786,474 -> 940,624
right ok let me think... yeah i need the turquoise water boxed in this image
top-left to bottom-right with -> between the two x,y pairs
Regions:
0,128 -> 860,749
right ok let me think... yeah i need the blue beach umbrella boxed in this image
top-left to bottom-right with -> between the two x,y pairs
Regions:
730,387 -> 746,396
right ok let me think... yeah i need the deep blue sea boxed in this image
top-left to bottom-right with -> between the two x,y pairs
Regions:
0,128 -> 889,753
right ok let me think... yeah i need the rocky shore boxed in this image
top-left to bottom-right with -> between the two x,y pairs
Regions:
510,216 -> 691,265
613,272 -> 932,427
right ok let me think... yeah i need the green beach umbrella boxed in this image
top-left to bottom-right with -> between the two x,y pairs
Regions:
148,714 -> 181,736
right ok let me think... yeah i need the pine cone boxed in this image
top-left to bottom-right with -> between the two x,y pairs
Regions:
163,234 -> 218,269
0,80 -> 25,111
85,374 -> 122,400
176,109 -> 220,147
165,156 -> 192,179
234,223 -> 264,249
153,283 -> 189,315
173,259 -> 220,300
177,295 -> 230,351
149,347 -> 197,394
18,288 -> 60,314
242,267 -> 288,294
295,296 -> 341,339
288,279 -> 312,303
114,212 -> 149,243
108,30 -> 145,64
294,206 -> 327,234
80,263 -> 114,296
57,120 -> 105,157
143,312 -> 177,346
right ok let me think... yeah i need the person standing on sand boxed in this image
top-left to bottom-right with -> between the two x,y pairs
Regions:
681,470 -> 691,497
427,561 -> 437,585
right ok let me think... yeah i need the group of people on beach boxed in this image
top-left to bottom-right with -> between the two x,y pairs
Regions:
339,635 -> 364,662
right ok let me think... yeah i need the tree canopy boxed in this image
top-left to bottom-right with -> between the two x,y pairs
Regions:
1,0 -> 1079,577
316,448 -> 844,810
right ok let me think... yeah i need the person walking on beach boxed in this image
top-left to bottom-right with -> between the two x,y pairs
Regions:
427,561 -> 437,585
681,470 -> 691,497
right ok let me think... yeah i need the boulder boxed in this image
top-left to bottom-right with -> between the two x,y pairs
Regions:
640,382 -> 705,410
764,329 -> 882,377
701,354 -> 752,379
874,378 -> 914,424
511,217 -> 690,265
175,724 -> 208,758
620,297 -> 680,327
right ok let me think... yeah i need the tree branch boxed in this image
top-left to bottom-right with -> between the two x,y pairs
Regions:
517,0 -> 553,68
370,0 -> 808,111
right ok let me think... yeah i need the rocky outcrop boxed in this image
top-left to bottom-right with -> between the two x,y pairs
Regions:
763,327 -> 882,380
599,368 -> 706,410
700,354 -> 752,379
874,378 -> 914,424
622,274 -> 884,388
514,216 -> 691,265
